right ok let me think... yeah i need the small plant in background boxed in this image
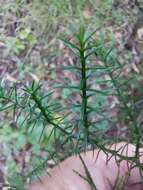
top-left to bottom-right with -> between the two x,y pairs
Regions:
0,25 -> 143,189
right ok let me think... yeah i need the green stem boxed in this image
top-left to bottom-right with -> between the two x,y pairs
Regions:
30,92 -> 69,135
79,41 -> 89,143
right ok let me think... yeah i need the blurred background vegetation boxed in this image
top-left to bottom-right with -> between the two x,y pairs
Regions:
1,0 -> 143,189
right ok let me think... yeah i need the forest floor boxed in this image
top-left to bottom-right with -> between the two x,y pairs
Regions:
0,0 -> 143,189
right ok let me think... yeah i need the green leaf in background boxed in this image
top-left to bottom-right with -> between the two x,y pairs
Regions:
15,39 -> 25,51
62,88 -> 71,99
97,120 -> 108,131
4,37 -> 25,54
18,28 -> 31,40
7,174 -> 25,190
27,34 -> 37,44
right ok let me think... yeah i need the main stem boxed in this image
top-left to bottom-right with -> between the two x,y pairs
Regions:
80,44 -> 88,139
